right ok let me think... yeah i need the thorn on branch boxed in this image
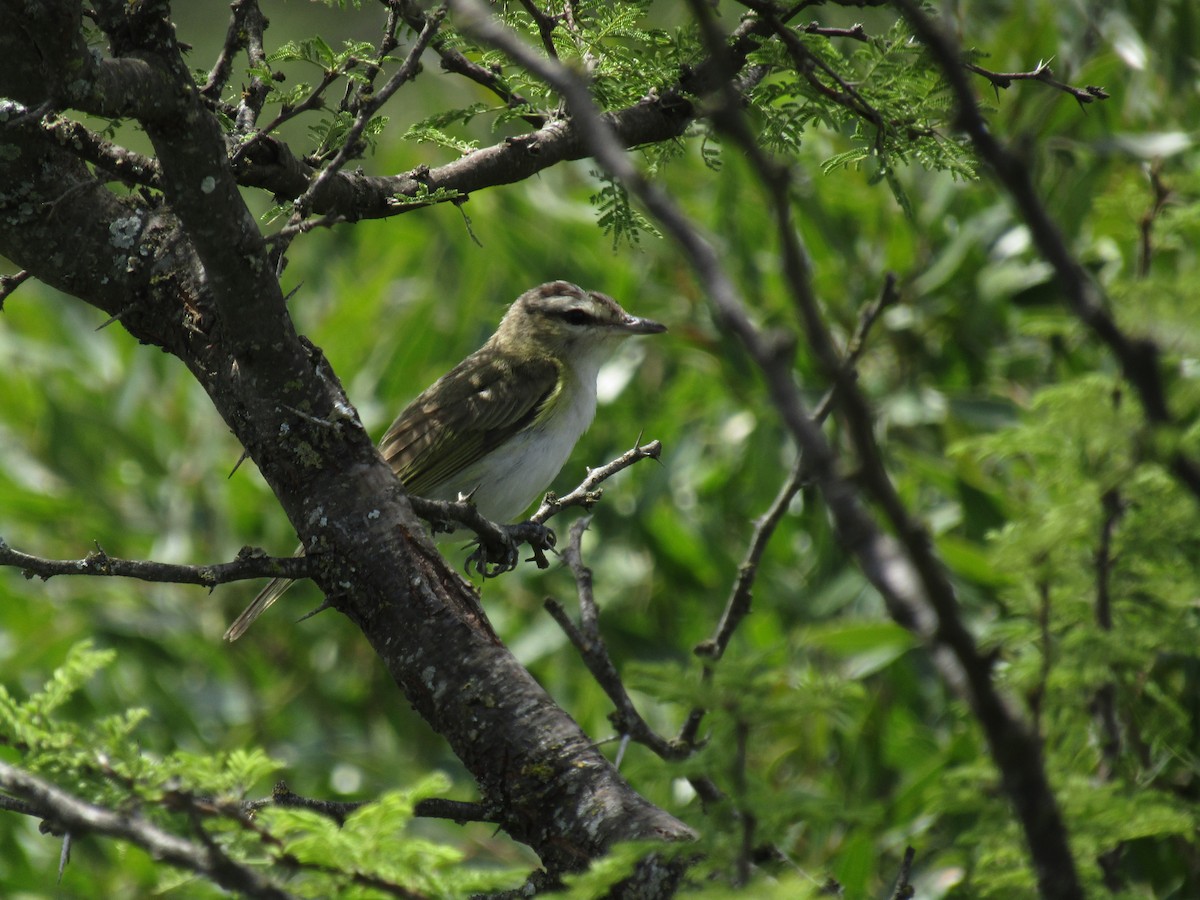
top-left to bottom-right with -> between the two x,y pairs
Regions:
964,61 -> 1108,107
531,439 -> 663,524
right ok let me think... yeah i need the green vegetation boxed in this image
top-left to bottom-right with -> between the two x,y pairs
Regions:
2,1 -> 1199,897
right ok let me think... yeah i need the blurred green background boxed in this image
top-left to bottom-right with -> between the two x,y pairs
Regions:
3,1 -> 1200,896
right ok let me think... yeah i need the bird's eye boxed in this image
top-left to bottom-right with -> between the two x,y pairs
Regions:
561,309 -> 593,326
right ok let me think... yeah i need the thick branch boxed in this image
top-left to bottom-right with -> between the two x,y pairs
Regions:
1,3 -> 692,873
233,6 -> 786,225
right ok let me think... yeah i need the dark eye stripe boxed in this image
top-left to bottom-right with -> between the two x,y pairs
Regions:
556,308 -> 596,326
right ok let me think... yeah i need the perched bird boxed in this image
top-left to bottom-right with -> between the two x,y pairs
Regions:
224,280 -> 666,640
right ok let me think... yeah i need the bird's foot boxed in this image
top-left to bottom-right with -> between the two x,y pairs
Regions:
465,520 -> 557,578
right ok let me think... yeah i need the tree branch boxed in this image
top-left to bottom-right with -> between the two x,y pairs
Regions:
395,0 -> 546,127
544,520 -> 687,762
895,0 -> 1200,506
964,61 -> 1109,106
0,268 -> 31,308
452,1 -> 1083,895
232,5 -> 789,225
1,3 -> 693,873
0,761 -> 296,900
0,539 -> 314,587
532,439 -> 663,524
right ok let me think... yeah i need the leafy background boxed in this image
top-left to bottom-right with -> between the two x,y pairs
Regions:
2,0 -> 1200,896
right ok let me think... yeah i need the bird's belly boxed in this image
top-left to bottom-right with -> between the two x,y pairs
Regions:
432,406 -> 593,523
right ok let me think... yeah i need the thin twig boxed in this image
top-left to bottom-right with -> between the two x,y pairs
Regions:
694,275 -> 896,667
395,0 -> 546,126
679,278 -> 895,746
231,68 -> 344,166
531,439 -> 663,524
243,781 -> 365,825
0,538 -> 314,587
732,718 -> 756,886
1137,163 -> 1170,279
964,61 -> 1109,107
1093,487 -> 1125,778
802,22 -> 869,41
518,0 -> 560,59
353,2 -> 405,102
543,520 -> 688,761
292,9 -> 444,220
200,0 -> 268,116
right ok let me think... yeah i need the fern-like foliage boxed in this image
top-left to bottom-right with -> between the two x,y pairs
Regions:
0,643 -> 524,896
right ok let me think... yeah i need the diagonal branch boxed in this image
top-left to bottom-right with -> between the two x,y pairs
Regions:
532,439 -> 663,524
544,519 -> 688,762
395,0 -> 546,126
234,5 -> 788,225
895,0 -> 1200,506
452,1 -> 1084,896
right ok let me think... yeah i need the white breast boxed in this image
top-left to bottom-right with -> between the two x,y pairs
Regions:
430,370 -> 598,523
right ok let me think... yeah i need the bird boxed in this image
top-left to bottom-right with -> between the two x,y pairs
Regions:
224,280 -> 666,641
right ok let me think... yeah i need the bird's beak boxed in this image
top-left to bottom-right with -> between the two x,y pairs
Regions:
621,314 -> 667,335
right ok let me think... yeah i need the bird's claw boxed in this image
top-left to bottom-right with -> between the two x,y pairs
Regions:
465,521 -> 557,578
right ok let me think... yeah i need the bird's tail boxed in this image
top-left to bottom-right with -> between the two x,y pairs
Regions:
224,545 -> 302,641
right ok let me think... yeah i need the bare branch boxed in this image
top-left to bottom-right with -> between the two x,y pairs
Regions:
1093,487 -> 1126,781
243,781 -> 366,826
694,276 -> 896,667
518,0 -> 561,59
200,0 -> 271,131
889,846 -> 917,900
0,538 -> 314,587
532,439 -> 663,524
1137,162 -> 1171,278
544,520 -> 687,761
964,61 -> 1109,106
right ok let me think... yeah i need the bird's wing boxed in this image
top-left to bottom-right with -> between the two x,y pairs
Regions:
379,351 -> 561,497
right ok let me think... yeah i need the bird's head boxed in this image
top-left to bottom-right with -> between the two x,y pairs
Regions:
492,281 -> 666,371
